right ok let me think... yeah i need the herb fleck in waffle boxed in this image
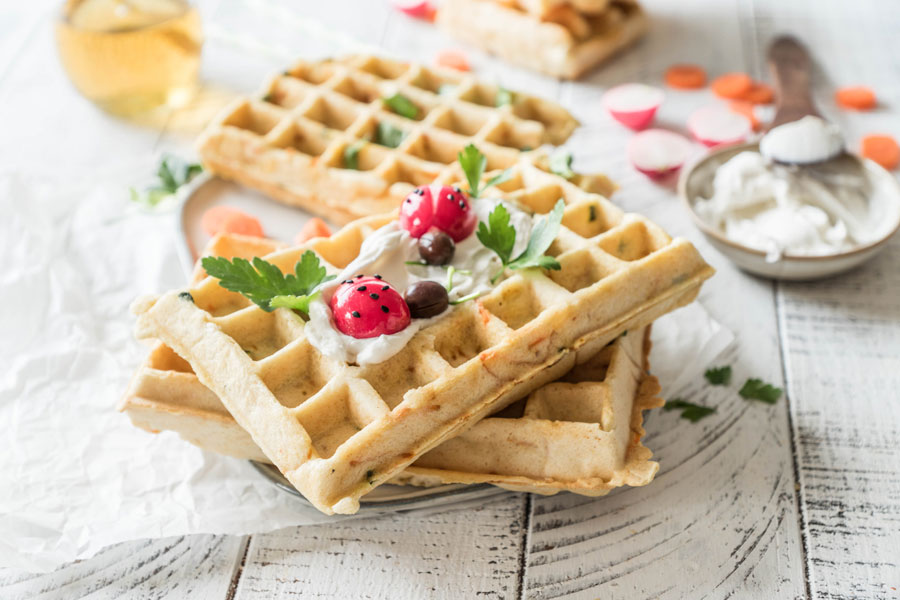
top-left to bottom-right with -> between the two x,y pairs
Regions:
197,55 -> 579,224
131,161 -> 712,514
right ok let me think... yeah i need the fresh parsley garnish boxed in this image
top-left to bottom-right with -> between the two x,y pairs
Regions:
382,93 -> 419,119
664,398 -> 717,423
458,144 -> 511,197
201,251 -> 334,313
130,154 -> 203,208
495,87 -> 513,107
739,378 -> 782,404
375,121 -> 405,148
477,198 -> 565,282
549,151 -> 575,179
343,141 -> 364,170
704,365 -> 732,386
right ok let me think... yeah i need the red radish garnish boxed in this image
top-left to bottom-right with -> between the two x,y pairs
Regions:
330,275 -> 411,339
626,129 -> 693,179
399,185 -> 475,242
391,0 -> 433,19
687,105 -> 752,147
602,83 -> 664,130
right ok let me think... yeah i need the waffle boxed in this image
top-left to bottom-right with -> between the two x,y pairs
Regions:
197,55 -> 581,225
132,161 -> 712,514
496,0 -> 613,18
124,234 -> 662,496
437,0 -> 648,80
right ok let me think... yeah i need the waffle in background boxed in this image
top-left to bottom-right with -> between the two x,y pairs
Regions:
197,55 -> 583,225
125,232 -> 662,496
436,0 -> 648,79
132,160 -> 713,514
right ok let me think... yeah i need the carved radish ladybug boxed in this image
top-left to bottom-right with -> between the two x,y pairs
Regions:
399,184 -> 476,242
330,275 -> 411,338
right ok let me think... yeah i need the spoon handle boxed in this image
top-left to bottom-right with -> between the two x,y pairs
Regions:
768,35 -> 819,129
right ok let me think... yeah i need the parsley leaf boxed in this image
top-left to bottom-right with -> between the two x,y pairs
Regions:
495,86 -> 513,107
476,204 -> 517,265
382,93 -> 419,119
739,378 -> 782,404
704,365 -> 732,386
201,251 -> 334,313
664,398 -> 717,423
343,141 -> 364,170
458,144 -> 511,196
549,151 -> 575,179
375,122 -> 405,148
507,199 -> 564,272
131,154 -> 203,208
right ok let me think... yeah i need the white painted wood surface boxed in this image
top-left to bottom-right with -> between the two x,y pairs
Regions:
2,0 -> 898,598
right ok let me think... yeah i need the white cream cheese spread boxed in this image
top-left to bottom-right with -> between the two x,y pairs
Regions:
759,115 -> 844,164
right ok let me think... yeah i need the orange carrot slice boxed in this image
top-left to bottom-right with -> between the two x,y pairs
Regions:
294,218 -> 332,245
835,86 -> 877,111
201,206 -> 264,238
435,49 -> 470,72
664,64 -> 707,89
740,82 -> 774,105
728,100 -> 761,131
860,134 -> 899,170
711,72 -> 754,100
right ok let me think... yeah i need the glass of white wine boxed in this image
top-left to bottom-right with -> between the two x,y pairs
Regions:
56,0 -> 203,115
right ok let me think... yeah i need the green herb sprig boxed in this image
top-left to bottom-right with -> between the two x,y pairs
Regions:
458,144 -> 511,197
382,93 -> 419,119
549,151 -> 575,179
495,87 -> 513,107
477,198 -> 565,282
130,154 -> 203,208
375,121 -> 405,148
739,378 -> 782,404
201,251 -> 334,314
343,141 -> 365,170
704,366 -> 732,386
664,399 -> 717,423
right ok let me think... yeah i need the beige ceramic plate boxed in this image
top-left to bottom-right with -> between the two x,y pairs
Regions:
678,143 -> 900,281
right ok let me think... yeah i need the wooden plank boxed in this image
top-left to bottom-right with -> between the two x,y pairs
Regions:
232,494 -> 528,600
0,535 -> 245,600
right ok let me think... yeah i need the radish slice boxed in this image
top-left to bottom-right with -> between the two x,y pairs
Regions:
602,83 -> 664,130
626,129 -> 693,179
687,104 -> 752,147
391,0 -> 433,18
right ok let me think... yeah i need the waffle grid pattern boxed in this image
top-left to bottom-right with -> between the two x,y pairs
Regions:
197,55 -> 578,224
133,163 -> 712,514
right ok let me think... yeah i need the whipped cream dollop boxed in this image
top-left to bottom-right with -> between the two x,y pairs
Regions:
694,150 -> 880,261
305,197 -> 534,365
759,116 -> 845,164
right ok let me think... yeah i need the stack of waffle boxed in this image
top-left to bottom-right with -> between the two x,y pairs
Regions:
121,56 -> 713,515
436,0 -> 648,79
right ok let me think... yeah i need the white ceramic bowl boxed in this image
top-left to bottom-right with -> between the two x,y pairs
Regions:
678,143 -> 900,281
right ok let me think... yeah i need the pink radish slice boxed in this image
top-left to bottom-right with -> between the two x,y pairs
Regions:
602,83 -> 664,130
391,0 -> 432,18
626,129 -> 693,179
687,104 -> 752,147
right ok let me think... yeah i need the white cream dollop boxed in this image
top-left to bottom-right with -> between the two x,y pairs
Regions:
304,197 -> 534,366
759,116 -> 844,164
694,150 -> 879,261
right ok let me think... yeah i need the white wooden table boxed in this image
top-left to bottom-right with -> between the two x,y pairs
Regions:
2,0 -> 899,598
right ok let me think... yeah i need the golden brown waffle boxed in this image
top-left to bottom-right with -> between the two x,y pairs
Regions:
124,234 -> 662,497
437,0 -> 648,80
496,0 -> 613,18
197,55 -> 580,224
132,161 -> 712,514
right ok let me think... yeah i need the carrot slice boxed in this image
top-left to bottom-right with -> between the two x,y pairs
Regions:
836,86 -> 877,111
740,82 -> 774,105
711,72 -> 753,100
435,49 -> 470,72
860,134 -> 899,170
201,206 -> 264,237
294,218 -> 332,245
664,64 -> 707,89
728,100 -> 761,131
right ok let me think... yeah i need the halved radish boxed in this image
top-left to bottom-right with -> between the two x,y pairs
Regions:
391,0 -> 433,19
687,104 -> 752,147
602,83 -> 664,130
626,129 -> 693,179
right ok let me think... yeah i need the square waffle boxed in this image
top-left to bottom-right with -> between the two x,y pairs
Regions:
131,161 -> 712,514
497,0 -> 613,18
436,0 -> 648,79
197,55 -> 581,225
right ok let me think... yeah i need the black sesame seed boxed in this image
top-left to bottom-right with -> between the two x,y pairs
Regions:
414,188 -> 425,196
453,186 -> 462,194
374,274 -> 383,279
381,305 -> 389,313
351,311 -> 361,318
405,198 -> 411,203
458,200 -> 466,209
445,194 -> 453,201
343,280 -> 353,284
381,285 -> 389,291
356,274 -> 364,278
370,293 -> 379,299
357,285 -> 367,291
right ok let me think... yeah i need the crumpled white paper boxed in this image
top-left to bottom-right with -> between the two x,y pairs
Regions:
0,163 -> 732,573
